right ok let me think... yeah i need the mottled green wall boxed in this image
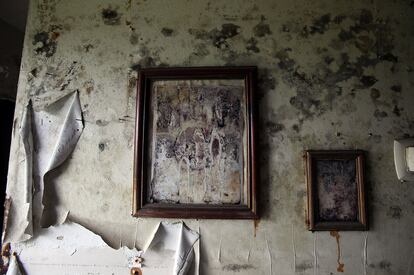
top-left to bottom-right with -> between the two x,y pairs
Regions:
9,0 -> 414,274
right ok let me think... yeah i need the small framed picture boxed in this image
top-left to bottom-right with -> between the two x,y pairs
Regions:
133,66 -> 258,219
304,150 -> 368,231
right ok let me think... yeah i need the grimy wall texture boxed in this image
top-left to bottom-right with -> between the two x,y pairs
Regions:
7,0 -> 414,274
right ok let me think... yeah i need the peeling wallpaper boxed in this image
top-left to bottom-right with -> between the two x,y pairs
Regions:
6,0 -> 414,274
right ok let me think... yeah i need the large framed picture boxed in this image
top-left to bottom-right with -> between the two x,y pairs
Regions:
133,66 -> 258,219
304,150 -> 368,231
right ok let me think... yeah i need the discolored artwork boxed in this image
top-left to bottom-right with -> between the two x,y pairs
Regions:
316,160 -> 358,221
147,80 -> 246,205
305,150 -> 368,231
133,67 -> 257,219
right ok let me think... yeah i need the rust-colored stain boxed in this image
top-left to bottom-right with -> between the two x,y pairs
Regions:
131,267 -> 142,275
1,243 -> 11,273
330,231 -> 344,272
51,31 -> 60,40
253,218 -> 260,237
2,198 -> 11,242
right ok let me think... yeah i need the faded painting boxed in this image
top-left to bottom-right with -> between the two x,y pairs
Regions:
146,80 -> 247,205
316,160 -> 358,221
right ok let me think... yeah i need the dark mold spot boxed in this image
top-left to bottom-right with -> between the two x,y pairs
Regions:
282,24 -> 290,32
359,9 -> 373,25
391,85 -> 401,93
30,68 -> 38,78
212,138 -> 220,158
370,134 -> 382,143
222,264 -> 254,272
210,23 -> 241,46
98,143 -> 105,152
128,75 -> 137,90
359,75 -> 377,88
246,37 -> 260,53
130,33 -> 139,45
161,27 -> 174,36
333,9 -> 397,69
355,35 -> 375,53
257,69 -> 276,98
275,48 -> 295,71
374,109 -> 388,120
192,43 -> 210,57
292,124 -> 300,132
218,23 -> 240,37
338,29 -> 354,41
289,92 -> 321,118
102,7 -> 121,25
393,105 -> 402,117
253,16 -> 272,37
333,15 -> 346,24
33,26 -> 61,57
378,261 -> 392,271
126,20 -> 135,31
369,260 -> 392,271
83,79 -> 94,94
189,23 -> 241,49
370,88 -> 380,100
83,44 -> 94,52
265,121 -> 284,137
279,51 -> 364,119
387,206 -> 402,219
309,14 -> 331,35
324,56 -> 334,65
131,45 -> 166,69
96,120 -> 109,127
379,53 -> 398,63
296,261 -> 313,272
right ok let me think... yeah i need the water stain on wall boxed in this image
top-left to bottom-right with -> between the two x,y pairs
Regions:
330,231 -> 344,273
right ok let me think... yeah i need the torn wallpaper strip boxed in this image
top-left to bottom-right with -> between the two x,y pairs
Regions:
4,91 -> 84,242
11,220 -> 142,274
144,221 -> 200,275
3,102 -> 34,243
5,254 -> 24,275
20,102 -> 34,240
34,91 -> 84,227
10,221 -> 199,275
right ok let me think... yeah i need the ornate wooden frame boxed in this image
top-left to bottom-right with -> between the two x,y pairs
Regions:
133,66 -> 258,219
305,150 -> 368,231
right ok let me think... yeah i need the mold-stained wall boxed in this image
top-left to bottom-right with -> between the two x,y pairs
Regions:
6,0 -> 414,274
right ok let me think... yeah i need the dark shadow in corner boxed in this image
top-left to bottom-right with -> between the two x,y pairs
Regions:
0,100 -> 15,236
